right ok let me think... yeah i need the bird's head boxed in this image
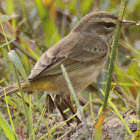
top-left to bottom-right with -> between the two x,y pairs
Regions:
72,11 -> 137,41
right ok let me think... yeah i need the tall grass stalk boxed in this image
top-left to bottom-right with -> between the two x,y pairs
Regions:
102,0 -> 128,112
4,89 -> 18,140
0,22 -> 32,137
138,88 -> 140,128
61,64 -> 84,120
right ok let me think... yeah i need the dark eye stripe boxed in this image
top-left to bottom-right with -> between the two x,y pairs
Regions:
103,22 -> 116,28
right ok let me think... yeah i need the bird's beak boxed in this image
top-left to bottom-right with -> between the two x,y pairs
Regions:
122,20 -> 138,26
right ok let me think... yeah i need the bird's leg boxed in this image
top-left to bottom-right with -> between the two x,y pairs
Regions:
50,94 -> 70,126
61,95 -> 82,124
55,101 -> 70,126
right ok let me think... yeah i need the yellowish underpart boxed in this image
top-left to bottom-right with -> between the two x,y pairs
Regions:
28,80 -> 57,91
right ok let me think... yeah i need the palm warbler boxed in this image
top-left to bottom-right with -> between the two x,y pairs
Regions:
0,11 -> 136,100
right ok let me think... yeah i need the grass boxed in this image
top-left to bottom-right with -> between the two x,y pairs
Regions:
102,0 -> 128,112
0,0 -> 140,139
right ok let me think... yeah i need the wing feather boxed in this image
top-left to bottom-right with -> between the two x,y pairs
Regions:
28,32 -> 108,81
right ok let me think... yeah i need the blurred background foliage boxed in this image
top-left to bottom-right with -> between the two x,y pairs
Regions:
0,0 -> 140,139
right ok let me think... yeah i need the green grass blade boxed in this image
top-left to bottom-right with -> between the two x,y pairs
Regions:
28,105 -> 47,140
3,89 -> 18,139
34,0 -> 60,45
0,112 -> 17,140
138,88 -> 140,128
61,64 -> 84,120
89,93 -> 95,122
102,0 -> 128,112
8,50 -> 29,84
0,38 -> 16,48
0,14 -> 18,22
101,89 -> 132,135
29,94 -> 35,140
13,65 -> 30,137
36,92 -> 47,111
61,64 -> 79,108
39,113 -> 78,140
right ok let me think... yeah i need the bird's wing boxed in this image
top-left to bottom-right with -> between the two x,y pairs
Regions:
28,32 -> 108,81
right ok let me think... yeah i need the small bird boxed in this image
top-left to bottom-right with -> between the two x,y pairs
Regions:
0,11 -> 136,119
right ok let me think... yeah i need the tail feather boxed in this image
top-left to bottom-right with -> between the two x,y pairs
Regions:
0,82 -> 28,99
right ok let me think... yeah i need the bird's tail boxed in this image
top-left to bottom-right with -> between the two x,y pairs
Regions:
0,82 -> 29,99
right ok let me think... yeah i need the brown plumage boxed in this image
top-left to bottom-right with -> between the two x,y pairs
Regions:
0,11 -> 134,99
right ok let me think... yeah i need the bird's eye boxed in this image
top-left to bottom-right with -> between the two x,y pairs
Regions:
103,22 -> 116,28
